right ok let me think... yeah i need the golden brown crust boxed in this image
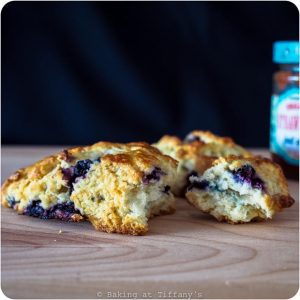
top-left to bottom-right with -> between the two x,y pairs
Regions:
90,222 -> 148,235
154,131 -> 252,160
1,142 -> 177,196
1,142 -> 177,205
271,194 -> 295,210
155,135 -> 182,147
70,214 -> 86,222
186,130 -> 237,146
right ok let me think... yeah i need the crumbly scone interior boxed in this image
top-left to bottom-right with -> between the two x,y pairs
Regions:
70,150 -> 176,234
187,165 -> 267,222
186,158 -> 292,223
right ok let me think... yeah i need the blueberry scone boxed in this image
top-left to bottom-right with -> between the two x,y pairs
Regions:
153,131 -> 252,195
186,156 -> 295,223
1,142 -> 177,235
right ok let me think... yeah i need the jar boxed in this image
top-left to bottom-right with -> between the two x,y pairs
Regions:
270,41 -> 299,180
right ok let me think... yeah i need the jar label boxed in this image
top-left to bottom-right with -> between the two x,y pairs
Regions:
270,87 -> 299,166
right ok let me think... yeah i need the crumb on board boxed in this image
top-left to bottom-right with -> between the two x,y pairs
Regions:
58,229 -> 62,234
225,280 -> 231,286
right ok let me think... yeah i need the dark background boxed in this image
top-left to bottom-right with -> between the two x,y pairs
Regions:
2,1 -> 299,146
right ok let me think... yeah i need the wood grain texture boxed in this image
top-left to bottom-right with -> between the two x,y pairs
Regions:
1,147 -> 299,299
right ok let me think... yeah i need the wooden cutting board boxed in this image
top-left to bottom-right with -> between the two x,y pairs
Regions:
1,147 -> 299,299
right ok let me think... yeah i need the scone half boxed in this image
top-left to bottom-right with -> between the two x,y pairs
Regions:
185,156 -> 295,223
1,142 -> 177,235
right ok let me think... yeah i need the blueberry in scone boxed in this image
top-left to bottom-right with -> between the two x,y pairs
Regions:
185,156 -> 295,223
1,142 -> 177,235
153,131 -> 252,195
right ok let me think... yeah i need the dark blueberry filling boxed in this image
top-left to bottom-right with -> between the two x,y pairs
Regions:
62,159 -> 94,192
23,200 -> 80,221
47,202 -> 81,220
7,197 -> 19,209
163,185 -> 171,194
184,135 -> 203,144
188,170 -> 198,178
187,179 -> 210,191
186,171 -> 210,191
142,167 -> 166,185
232,165 -> 265,190
23,200 -> 45,217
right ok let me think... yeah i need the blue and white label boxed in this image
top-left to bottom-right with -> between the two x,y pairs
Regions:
270,88 -> 299,165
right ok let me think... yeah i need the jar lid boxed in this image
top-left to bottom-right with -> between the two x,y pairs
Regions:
273,41 -> 299,64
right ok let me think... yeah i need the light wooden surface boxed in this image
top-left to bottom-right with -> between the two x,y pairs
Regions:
1,147 -> 299,299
